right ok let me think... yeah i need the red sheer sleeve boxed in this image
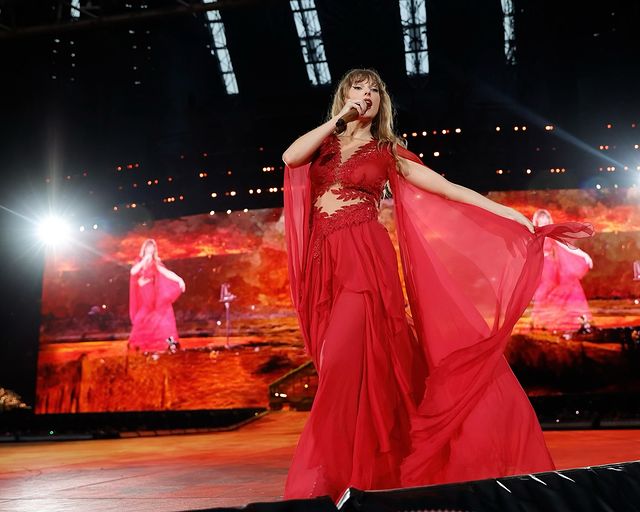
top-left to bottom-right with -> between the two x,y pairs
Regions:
390,145 -> 594,483
129,262 -> 140,324
555,242 -> 591,280
283,163 -> 313,356
154,261 -> 183,306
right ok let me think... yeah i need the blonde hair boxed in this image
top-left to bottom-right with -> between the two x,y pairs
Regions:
138,238 -> 160,261
533,209 -> 553,226
328,68 -> 405,161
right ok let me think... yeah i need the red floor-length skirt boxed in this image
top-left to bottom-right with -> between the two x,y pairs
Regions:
283,156 -> 593,502
284,218 -> 554,501
284,217 -> 425,501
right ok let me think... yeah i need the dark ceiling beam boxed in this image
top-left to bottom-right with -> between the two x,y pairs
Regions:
64,0 -> 99,19
0,0 -> 283,39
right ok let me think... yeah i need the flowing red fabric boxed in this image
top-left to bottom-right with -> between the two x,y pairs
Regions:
283,148 -> 423,501
531,238 -> 592,331
283,139 -> 594,500
129,260 -> 182,352
389,146 -> 593,485
284,164 -> 313,355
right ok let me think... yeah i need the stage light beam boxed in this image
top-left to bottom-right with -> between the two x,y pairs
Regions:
37,216 -> 71,246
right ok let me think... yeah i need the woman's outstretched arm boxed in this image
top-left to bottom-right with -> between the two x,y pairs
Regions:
398,157 -> 535,233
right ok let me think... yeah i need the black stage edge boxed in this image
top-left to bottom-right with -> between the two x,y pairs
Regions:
190,461 -> 640,512
336,461 -> 640,512
195,497 -> 337,512
0,407 -> 266,442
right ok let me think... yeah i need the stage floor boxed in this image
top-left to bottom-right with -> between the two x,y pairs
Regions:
1,412 -> 639,512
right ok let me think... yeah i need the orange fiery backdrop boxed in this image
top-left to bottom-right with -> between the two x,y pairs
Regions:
35,188 -> 640,413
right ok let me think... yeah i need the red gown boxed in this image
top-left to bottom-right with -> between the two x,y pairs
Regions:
129,260 -> 183,352
283,134 -> 593,502
531,238 -> 592,331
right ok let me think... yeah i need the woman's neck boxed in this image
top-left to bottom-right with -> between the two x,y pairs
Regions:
342,120 -> 373,140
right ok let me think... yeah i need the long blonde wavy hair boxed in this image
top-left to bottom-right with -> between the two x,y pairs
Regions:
328,68 -> 405,166
138,238 -> 160,262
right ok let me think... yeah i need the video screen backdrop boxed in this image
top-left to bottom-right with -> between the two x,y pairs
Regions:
36,188 -> 640,413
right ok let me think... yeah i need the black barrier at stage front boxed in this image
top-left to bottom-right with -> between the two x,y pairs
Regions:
186,461 -> 640,512
336,461 -> 640,512
193,497 -> 337,512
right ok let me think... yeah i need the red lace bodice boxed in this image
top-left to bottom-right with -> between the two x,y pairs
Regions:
309,134 -> 394,259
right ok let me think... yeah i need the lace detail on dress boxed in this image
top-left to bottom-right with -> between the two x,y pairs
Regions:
332,136 -> 381,184
311,136 -> 383,205
332,188 -> 367,202
308,134 -> 391,260
311,200 -> 378,260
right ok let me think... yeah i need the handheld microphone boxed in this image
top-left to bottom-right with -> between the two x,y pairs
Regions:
334,99 -> 372,134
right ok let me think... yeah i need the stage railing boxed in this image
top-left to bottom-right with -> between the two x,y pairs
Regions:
268,361 -> 318,411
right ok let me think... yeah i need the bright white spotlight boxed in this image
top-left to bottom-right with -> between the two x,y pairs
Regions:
37,216 -> 71,246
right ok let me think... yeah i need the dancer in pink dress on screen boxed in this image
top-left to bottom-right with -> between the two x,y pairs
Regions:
282,68 -> 593,502
531,209 -> 593,333
129,239 -> 185,352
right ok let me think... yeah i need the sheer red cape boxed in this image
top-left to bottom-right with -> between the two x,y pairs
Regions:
283,146 -> 594,485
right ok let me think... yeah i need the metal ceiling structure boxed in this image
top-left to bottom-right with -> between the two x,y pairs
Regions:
0,0 -> 278,38
1,0 -> 639,222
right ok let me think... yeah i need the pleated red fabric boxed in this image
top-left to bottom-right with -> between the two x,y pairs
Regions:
283,135 -> 594,501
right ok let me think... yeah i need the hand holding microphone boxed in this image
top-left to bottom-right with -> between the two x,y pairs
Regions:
334,98 -> 372,134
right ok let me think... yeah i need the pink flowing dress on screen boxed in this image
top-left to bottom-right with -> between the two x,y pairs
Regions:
531,238 -> 592,331
129,260 -> 182,352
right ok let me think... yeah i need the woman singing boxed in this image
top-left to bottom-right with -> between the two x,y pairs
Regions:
282,69 -> 593,501
129,239 -> 185,353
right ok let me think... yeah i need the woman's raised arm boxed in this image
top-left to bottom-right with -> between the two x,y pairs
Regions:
282,99 -> 369,167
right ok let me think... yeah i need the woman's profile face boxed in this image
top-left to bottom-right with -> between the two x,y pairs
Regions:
534,212 -> 552,227
143,243 -> 155,257
346,79 -> 380,120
